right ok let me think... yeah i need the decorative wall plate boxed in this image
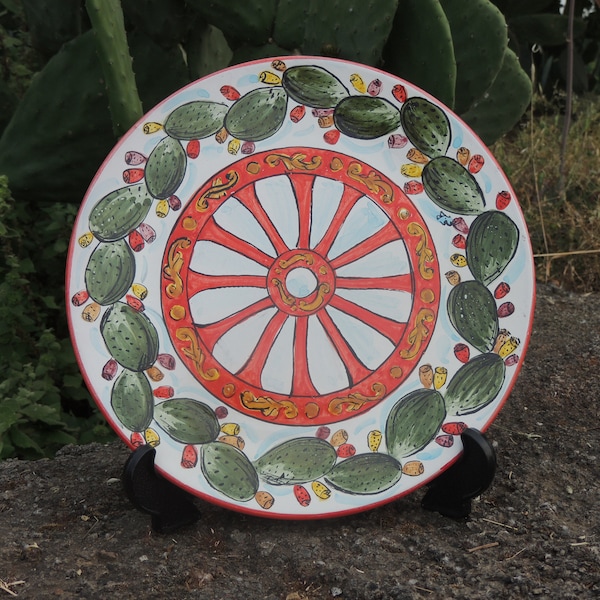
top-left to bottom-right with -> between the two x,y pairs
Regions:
66,57 -> 535,519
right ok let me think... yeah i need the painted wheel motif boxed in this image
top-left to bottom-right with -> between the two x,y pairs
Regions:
161,148 -> 440,426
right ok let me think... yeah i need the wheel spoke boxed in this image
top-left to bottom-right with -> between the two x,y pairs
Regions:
313,185 -> 364,256
316,310 -> 372,385
234,184 -> 290,255
235,311 -> 289,382
202,218 -> 274,268
291,316 -> 319,396
288,174 -> 314,248
336,273 -> 413,292
330,221 -> 398,269
196,296 -> 274,352
187,272 -> 267,296
328,294 -> 406,345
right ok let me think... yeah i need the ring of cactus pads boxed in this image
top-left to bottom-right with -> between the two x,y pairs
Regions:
66,57 -> 535,519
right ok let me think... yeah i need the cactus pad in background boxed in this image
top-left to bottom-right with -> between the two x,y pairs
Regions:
382,0 -> 456,108
67,56 -> 535,519
302,0 -> 399,65
439,0 -> 508,114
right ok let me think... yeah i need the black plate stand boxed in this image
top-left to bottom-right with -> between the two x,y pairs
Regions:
122,444 -> 200,534
122,427 -> 495,532
420,427 -> 497,519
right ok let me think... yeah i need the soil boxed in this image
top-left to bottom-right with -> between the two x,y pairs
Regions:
1,283 -> 599,600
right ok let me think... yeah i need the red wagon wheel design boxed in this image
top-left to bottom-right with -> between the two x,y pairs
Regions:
162,147 -> 440,426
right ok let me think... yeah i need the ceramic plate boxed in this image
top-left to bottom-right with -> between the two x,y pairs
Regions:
66,57 -> 535,519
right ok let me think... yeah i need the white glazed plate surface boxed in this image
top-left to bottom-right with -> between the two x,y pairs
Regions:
66,57 -> 535,519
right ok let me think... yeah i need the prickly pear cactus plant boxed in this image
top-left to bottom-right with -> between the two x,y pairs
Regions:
0,0 -> 533,204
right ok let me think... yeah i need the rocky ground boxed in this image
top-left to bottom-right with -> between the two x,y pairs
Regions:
0,283 -> 599,599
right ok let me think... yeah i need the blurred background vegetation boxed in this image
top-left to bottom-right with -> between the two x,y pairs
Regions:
0,0 -> 598,459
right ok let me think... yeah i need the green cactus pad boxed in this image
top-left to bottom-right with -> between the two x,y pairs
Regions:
202,442 -> 259,502
144,136 -> 186,199
224,87 -> 288,142
89,184 -> 152,242
272,0 -> 307,49
254,437 -> 337,485
164,101 -> 229,140
422,157 -> 485,215
440,0 -> 508,115
302,0 -> 399,66
282,65 -> 349,109
334,96 -> 401,140
400,97 -> 451,158
460,47 -> 533,146
447,280 -> 499,353
445,352 -> 506,416
466,210 -> 519,286
325,453 -> 402,495
185,0 -> 277,46
154,398 -> 220,444
111,369 -> 153,432
382,0 -> 456,108
385,388 -> 446,460
100,302 -> 159,372
85,239 -> 135,305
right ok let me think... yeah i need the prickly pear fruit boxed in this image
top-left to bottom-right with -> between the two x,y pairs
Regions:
100,302 -> 159,372
281,65 -> 349,108
325,453 -> 402,495
400,97 -> 451,158
447,281 -> 499,353
153,398 -> 220,444
164,101 -> 229,140
201,441 -> 259,502
89,184 -> 152,242
385,388 -> 446,460
444,352 -> 506,415
85,239 -> 135,305
334,96 -> 401,140
254,437 -> 337,485
111,369 -> 153,432
466,211 -> 519,286
422,157 -> 485,215
224,87 -> 288,141
144,136 -> 186,199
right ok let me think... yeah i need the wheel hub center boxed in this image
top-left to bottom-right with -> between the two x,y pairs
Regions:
267,249 -> 335,316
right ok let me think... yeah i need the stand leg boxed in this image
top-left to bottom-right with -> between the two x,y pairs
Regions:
122,444 -> 201,534
420,428 -> 496,519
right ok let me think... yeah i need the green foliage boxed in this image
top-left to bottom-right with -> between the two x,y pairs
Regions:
0,176 -> 113,459
0,0 -> 597,458
491,93 -> 600,291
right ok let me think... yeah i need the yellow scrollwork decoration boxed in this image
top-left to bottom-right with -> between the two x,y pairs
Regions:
176,327 -> 219,380
271,278 -> 296,307
347,162 -> 394,203
196,170 -> 239,211
163,238 -> 191,299
278,252 -> 314,269
265,152 -> 322,171
400,308 -> 435,359
407,222 -> 435,280
240,390 -> 298,419
297,283 -> 330,311
328,382 -> 386,415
